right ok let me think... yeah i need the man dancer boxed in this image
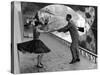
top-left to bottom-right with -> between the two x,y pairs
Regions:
57,14 -> 80,64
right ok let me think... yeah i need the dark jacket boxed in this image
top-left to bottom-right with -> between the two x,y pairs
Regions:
57,20 -> 79,45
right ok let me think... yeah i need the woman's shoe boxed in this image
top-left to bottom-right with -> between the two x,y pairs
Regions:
36,63 -> 44,68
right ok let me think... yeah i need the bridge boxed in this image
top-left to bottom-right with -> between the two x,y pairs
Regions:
19,32 -> 97,73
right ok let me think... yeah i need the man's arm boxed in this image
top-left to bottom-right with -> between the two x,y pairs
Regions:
57,24 -> 70,33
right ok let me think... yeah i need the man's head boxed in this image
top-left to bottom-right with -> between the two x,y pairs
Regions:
66,14 -> 72,21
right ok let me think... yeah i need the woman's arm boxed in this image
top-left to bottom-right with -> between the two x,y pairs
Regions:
36,26 -> 47,33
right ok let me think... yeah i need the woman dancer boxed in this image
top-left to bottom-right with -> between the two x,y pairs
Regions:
17,14 -> 51,68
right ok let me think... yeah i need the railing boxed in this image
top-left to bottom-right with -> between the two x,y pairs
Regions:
48,32 -> 97,64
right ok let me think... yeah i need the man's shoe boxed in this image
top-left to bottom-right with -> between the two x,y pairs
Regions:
69,59 -> 77,64
76,58 -> 80,62
69,58 -> 80,64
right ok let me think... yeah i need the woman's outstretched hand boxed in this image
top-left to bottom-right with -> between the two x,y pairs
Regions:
36,26 -> 47,33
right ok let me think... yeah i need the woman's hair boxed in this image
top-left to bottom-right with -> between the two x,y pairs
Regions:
34,13 -> 39,21
32,13 -> 40,27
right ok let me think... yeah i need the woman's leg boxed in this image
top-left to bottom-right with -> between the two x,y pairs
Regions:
37,53 -> 44,68
40,53 -> 44,65
37,55 -> 40,66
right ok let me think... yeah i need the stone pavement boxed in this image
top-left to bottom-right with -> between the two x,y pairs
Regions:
19,33 -> 97,73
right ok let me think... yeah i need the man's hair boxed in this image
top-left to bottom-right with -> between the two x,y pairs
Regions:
66,14 -> 72,19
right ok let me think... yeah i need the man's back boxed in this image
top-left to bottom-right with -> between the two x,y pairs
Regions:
68,21 -> 79,44
57,20 -> 79,44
